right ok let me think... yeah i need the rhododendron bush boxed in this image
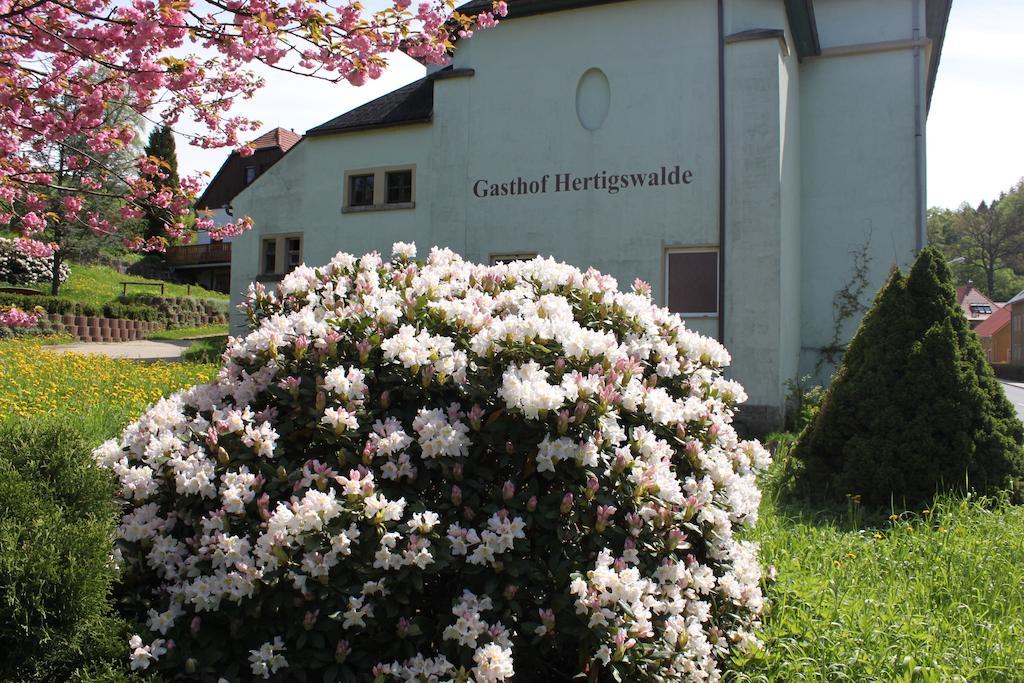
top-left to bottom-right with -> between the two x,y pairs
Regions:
0,238 -> 69,286
97,244 -> 771,682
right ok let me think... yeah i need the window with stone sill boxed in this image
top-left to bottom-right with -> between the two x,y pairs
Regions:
343,166 -> 415,212
260,234 -> 303,277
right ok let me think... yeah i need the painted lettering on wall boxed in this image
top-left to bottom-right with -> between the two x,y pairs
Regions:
471,165 -> 694,198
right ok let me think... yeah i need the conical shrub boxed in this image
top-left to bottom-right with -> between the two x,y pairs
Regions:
793,247 -> 1024,506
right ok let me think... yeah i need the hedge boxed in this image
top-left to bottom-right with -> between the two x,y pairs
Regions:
0,420 -> 141,682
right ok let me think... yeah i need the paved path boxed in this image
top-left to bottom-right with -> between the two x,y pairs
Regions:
998,380 -> 1024,423
47,339 -> 192,361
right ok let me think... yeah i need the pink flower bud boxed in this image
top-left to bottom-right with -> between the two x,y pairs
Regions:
527,495 -> 538,512
560,492 -> 574,514
396,617 -> 410,638
190,616 -> 201,634
468,404 -> 484,431
335,639 -> 351,663
452,462 -> 464,481
585,476 -> 600,498
304,609 -> 319,630
451,485 -> 462,505
356,339 -> 371,363
557,409 -> 570,435
380,390 -> 391,409
502,480 -> 515,501
503,584 -> 518,600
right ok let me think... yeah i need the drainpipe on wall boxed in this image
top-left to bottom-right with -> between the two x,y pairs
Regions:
912,0 -> 925,252
717,0 -> 726,343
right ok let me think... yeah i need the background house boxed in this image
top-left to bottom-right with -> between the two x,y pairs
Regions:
165,127 -> 301,292
975,304 -> 1011,364
956,281 -> 999,328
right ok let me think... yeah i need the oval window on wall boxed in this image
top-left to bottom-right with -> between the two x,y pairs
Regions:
576,68 -> 610,131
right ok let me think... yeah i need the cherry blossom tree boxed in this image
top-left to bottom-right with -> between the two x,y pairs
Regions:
0,0 -> 504,256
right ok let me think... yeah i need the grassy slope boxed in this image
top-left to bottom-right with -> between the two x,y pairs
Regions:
58,263 -> 228,305
731,448 -> 1024,682
2,261 -> 228,306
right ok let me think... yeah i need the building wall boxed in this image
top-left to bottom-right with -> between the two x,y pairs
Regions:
231,126 -> 433,330
228,0 -> 932,427
1013,306 -> 1024,364
992,324 -> 1011,365
798,0 -> 925,383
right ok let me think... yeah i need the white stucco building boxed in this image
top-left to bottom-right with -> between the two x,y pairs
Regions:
230,0 -> 951,431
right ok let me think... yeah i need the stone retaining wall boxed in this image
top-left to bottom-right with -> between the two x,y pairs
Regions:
41,313 -> 218,342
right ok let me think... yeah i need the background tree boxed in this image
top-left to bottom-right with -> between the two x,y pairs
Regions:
11,98 -> 145,295
142,125 -> 179,242
0,0 -> 505,255
927,178 -> 1024,300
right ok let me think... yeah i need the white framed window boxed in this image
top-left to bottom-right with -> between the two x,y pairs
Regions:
665,247 -> 719,316
260,233 -> 303,277
490,253 -> 538,265
343,165 -> 416,212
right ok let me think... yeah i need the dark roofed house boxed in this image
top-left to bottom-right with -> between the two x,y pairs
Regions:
166,127 -> 301,293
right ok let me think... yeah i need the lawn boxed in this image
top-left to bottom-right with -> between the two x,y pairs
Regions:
2,261 -> 228,306
0,337 -> 217,442
146,323 -> 229,340
730,445 -> 1024,682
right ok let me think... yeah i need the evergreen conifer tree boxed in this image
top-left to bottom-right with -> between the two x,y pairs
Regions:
142,125 -> 179,240
793,247 -> 1024,506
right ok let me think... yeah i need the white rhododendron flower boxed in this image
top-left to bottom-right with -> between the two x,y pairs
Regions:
98,244 -> 770,682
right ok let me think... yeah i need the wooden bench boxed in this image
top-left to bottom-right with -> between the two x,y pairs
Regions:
121,281 -> 165,296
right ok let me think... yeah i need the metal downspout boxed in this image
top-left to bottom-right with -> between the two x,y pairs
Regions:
913,0 -> 926,251
717,0 -> 726,342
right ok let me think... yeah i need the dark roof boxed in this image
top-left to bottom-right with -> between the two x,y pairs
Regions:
457,0 -> 628,18
305,78 -> 434,137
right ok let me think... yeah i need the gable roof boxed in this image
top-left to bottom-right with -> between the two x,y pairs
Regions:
195,127 -> 302,210
975,305 -> 1010,338
305,78 -> 434,137
249,127 -> 302,152
956,284 -> 999,324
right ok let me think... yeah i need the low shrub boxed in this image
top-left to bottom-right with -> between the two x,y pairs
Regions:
0,293 -> 163,322
793,247 -> 1024,506
992,364 -> 1024,382
98,244 -> 771,681
0,420 -> 136,681
0,238 -> 70,287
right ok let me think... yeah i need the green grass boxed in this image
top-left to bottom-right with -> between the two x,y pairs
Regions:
57,263 -> 228,305
2,261 -> 228,305
730,442 -> 1024,682
146,323 -> 228,340
0,337 -> 217,443
181,334 -> 228,363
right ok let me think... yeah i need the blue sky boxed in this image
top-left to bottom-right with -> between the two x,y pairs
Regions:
175,1 -> 1022,212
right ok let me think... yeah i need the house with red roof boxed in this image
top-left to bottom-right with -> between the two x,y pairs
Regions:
975,304 -> 1011,364
956,281 -> 999,329
165,128 -> 301,292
